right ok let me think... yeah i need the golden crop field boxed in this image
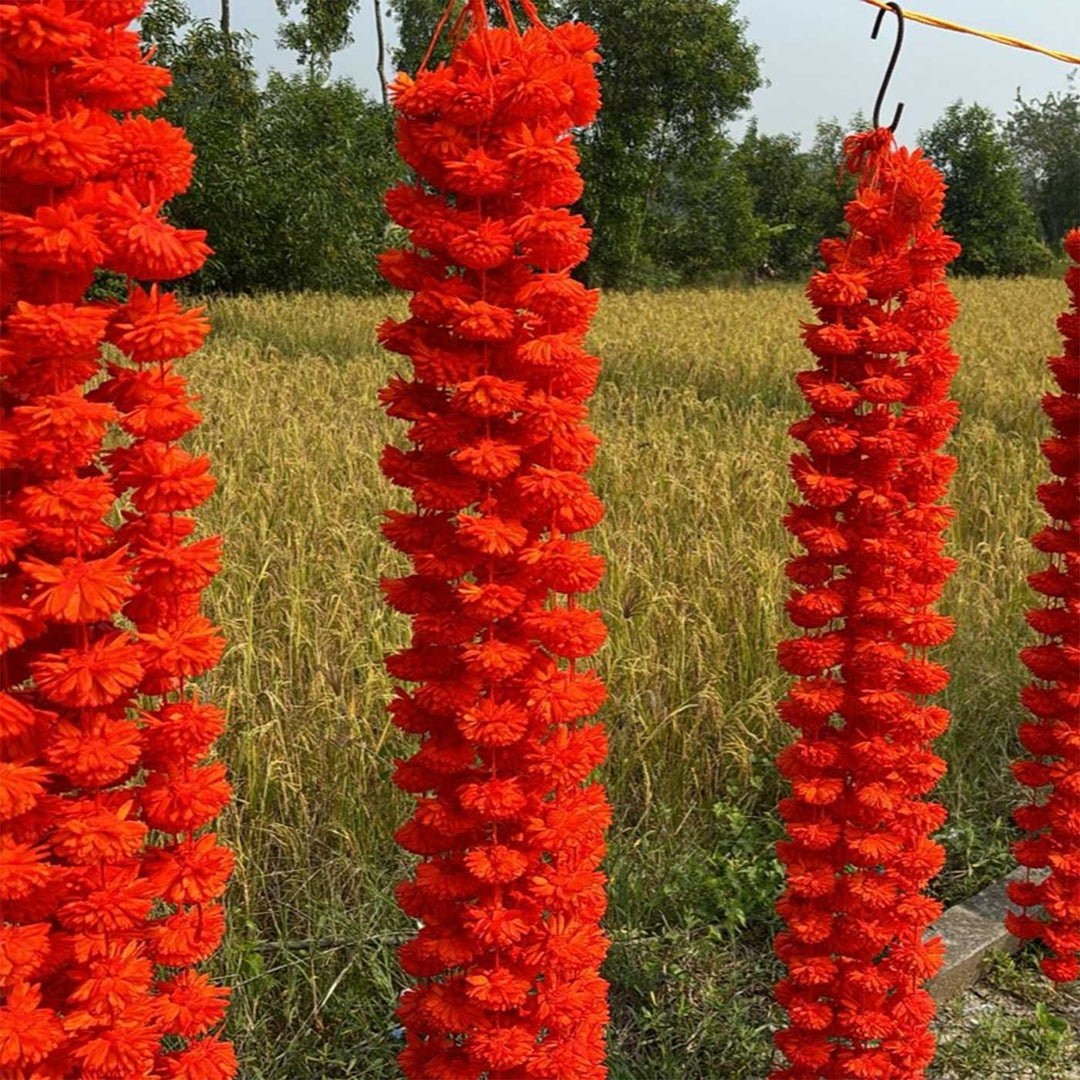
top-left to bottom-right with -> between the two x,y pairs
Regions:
189,278 -> 1076,1077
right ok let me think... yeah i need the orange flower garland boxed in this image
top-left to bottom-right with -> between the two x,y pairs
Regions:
1006,227 -> 1080,986
771,127 -> 962,1080
378,2 -> 610,1076
0,2 -> 234,1077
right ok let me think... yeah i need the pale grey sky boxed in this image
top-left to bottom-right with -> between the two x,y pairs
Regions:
186,0 -> 1078,141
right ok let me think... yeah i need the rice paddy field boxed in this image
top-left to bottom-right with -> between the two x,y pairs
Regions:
189,278 -> 1079,1077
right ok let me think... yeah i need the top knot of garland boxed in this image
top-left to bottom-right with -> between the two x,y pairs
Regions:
377,3 -> 611,1079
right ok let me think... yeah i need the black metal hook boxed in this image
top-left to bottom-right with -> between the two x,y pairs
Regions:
871,1 -> 905,131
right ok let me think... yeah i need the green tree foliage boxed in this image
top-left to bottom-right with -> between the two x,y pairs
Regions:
564,0 -> 761,287
639,137 -> 765,286
922,102 -> 1050,276
1006,76 -> 1080,251
731,116 -> 873,279
145,0 -> 400,294
276,0 -> 360,81
242,73 -> 400,293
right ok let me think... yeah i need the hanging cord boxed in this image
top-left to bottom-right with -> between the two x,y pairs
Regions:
419,0 -> 553,71
860,0 -> 1080,65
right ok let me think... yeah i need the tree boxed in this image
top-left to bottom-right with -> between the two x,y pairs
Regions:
735,124 -> 827,278
147,11 -> 262,291
372,0 -> 389,104
144,0 -> 400,294
387,0 -> 452,72
643,137 -> 765,285
1007,75 -> 1080,251
276,0 -> 360,81
564,0 -> 761,287
242,74 -> 400,293
921,102 -> 1050,276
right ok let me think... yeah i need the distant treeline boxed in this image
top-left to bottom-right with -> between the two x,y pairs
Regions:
144,0 -> 1080,294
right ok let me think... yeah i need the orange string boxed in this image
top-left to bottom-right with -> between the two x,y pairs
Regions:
420,0 -> 554,72
419,0 -> 459,72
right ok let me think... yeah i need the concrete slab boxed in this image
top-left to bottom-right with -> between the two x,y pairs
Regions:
927,869 -> 1048,1003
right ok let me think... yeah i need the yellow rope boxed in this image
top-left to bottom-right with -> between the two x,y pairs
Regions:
860,0 -> 1080,65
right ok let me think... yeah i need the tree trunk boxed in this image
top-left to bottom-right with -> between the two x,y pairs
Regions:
221,0 -> 230,34
373,0 -> 388,107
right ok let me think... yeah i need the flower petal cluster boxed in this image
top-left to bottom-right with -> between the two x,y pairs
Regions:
771,127 -> 962,1080
379,4 -> 609,1077
1006,227 -> 1080,986
0,2 -> 233,1075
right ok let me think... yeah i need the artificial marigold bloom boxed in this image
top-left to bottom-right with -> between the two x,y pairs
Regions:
0,980 -> 65,1066
108,114 -> 195,203
0,106 -> 112,187
1008,228 -> 1080,986
21,546 -> 134,623
160,1034 -> 238,1080
772,126 -> 962,1080
106,283 -> 210,364
155,970 -> 230,1037
1,6 -> 233,1074
144,833 -> 234,906
146,903 -> 227,967
380,4 -> 609,1075
98,189 -> 211,281
0,202 -> 105,275
30,632 -> 144,708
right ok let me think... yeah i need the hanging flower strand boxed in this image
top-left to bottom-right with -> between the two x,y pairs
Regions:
1006,227 -> 1080,986
771,126 -> 963,1080
378,2 -> 610,1077
0,2 -> 234,1077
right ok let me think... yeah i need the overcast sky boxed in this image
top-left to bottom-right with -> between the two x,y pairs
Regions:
185,0 -> 1077,141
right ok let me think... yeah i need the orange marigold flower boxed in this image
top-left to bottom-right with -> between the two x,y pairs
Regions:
146,902 -> 226,967
160,1035 -> 237,1080
21,546 -> 133,623
62,49 -> 172,112
0,838 -> 52,901
139,613 -> 226,681
50,799 -> 147,864
30,632 -> 143,708
98,190 -> 210,281
107,283 -> 210,363
0,107 -> 112,187
0,1 -> 93,62
0,980 -> 65,1066
0,762 -> 49,822
155,970 -> 230,1038
139,762 -> 231,834
1,202 -> 105,273
144,833 -> 234,905
108,114 -> 195,203
68,1006 -> 160,1076
5,299 -> 110,357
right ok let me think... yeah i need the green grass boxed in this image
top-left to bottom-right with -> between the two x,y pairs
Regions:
186,278 -> 1070,1076
933,950 -> 1080,1079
